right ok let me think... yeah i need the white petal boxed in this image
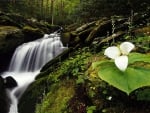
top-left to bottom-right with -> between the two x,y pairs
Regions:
104,46 -> 121,59
115,56 -> 128,71
120,42 -> 135,55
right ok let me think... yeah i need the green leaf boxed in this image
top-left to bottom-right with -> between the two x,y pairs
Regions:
136,88 -> 150,101
92,60 -> 112,69
86,106 -> 96,113
76,75 -> 85,84
129,53 -> 150,64
93,61 -> 150,95
92,52 -> 150,95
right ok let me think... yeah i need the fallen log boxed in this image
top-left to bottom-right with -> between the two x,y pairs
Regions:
85,20 -> 112,45
37,48 -> 73,79
75,21 -> 96,33
99,31 -> 126,45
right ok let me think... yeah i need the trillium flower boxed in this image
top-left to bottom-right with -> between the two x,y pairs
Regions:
104,42 -> 135,71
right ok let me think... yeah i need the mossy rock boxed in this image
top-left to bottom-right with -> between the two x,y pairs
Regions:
0,11 -> 59,33
0,26 -> 24,54
61,32 -> 81,47
18,77 -> 48,113
26,19 -> 61,34
0,15 -> 16,26
35,79 -> 75,113
46,24 -> 60,33
26,19 -> 49,33
0,12 -> 26,28
61,32 -> 71,46
0,26 -> 24,71
69,36 -> 81,47
19,77 -> 75,113
23,26 -> 44,42
6,13 -> 27,27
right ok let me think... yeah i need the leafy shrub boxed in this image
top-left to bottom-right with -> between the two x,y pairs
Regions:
59,48 -> 91,78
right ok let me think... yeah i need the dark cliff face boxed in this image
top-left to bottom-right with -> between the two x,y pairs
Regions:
0,76 -> 17,113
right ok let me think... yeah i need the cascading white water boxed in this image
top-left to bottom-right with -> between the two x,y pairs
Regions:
1,32 -> 67,113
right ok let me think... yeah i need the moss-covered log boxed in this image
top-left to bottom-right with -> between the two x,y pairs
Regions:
75,21 -> 96,33
38,48 -> 73,79
98,31 -> 126,46
85,20 -> 112,45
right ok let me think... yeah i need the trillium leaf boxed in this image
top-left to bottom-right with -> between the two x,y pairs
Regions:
93,61 -> 150,95
104,46 -> 121,59
120,42 -> 135,55
129,53 -> 150,64
115,56 -> 128,71
93,53 -> 150,95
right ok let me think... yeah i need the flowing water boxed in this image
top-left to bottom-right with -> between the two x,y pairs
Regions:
1,33 -> 67,113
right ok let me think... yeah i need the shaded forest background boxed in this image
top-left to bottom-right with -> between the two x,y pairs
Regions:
0,0 -> 150,25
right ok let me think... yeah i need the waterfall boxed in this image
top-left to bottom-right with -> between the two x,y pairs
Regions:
1,32 -> 67,113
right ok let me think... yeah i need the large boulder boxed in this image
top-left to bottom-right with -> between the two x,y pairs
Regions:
0,11 -> 61,34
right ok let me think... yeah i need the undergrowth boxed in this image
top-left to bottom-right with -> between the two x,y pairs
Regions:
35,35 -> 150,113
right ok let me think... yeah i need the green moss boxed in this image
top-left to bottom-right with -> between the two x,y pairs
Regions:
46,24 -> 60,32
61,32 -> 71,45
0,26 -> 24,54
35,80 -> 75,113
18,77 -> 49,113
0,26 -> 20,34
23,26 -> 44,41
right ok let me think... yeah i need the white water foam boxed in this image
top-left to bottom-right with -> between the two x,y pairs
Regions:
1,32 -> 67,113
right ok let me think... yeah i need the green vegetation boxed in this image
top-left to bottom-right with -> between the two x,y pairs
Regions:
92,52 -> 150,95
0,0 -> 150,113
0,0 -> 150,24
19,48 -> 92,113
0,0 -> 80,24
31,33 -> 150,113
25,34 -> 149,113
22,26 -> 44,41
0,26 -> 24,66
35,80 -> 75,113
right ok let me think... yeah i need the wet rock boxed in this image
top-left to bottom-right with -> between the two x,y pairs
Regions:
4,76 -> 17,89
0,76 -> 17,113
22,26 -> 44,42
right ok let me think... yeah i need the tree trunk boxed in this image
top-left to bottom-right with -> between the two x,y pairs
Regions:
51,0 -> 54,25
